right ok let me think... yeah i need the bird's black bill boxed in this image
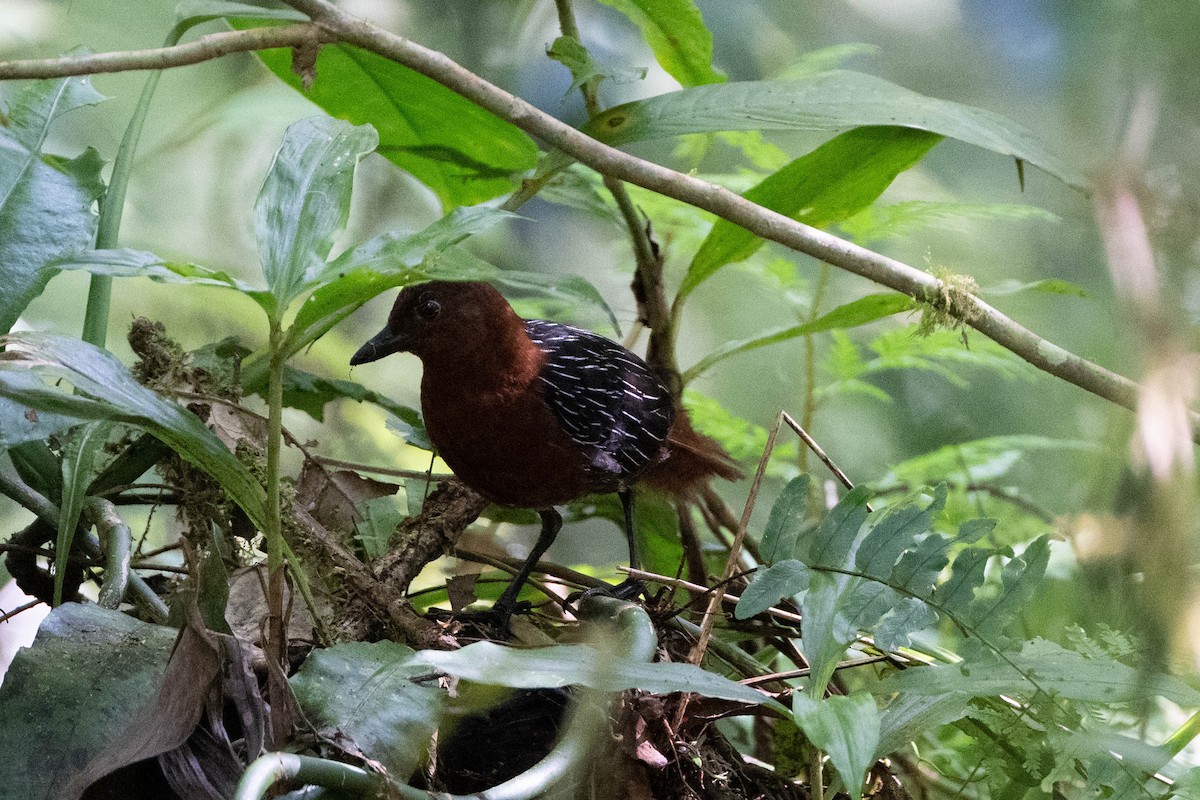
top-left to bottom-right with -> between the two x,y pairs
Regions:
350,326 -> 409,366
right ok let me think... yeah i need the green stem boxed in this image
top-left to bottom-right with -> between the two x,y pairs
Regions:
81,23 -> 187,347
800,264 -> 830,473
264,316 -> 289,741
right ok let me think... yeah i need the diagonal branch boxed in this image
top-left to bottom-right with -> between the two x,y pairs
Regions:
0,23 -> 327,79
279,0 -> 1179,437
0,3 -> 1186,438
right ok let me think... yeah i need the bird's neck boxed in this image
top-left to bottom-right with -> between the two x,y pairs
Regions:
418,317 -> 543,397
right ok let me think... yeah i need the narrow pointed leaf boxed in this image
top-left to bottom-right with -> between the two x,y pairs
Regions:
586,71 -> 1085,188
52,247 -> 276,314
594,0 -> 724,87
793,693 -> 880,800
735,560 -> 811,620
684,127 -> 941,298
256,117 -> 378,311
803,484 -> 872,567
54,421 -> 112,605
0,372 -> 83,446
760,475 -> 811,564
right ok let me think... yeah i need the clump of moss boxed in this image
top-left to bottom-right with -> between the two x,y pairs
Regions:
917,267 -> 981,343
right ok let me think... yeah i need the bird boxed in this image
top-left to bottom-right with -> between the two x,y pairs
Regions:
350,280 -> 740,623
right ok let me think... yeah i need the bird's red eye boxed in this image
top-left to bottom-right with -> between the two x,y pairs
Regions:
418,299 -> 441,320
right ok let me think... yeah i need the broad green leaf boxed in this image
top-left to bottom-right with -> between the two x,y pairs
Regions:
684,127 -> 942,298
245,35 -> 538,209
792,693 -> 880,800
54,420 -> 112,605
595,0 -> 725,87
683,293 -> 916,383
356,495 -> 406,561
587,71 -> 1086,188
0,76 -> 106,334
52,247 -> 276,314
0,372 -> 83,446
0,603 -> 176,800
412,642 -> 786,713
879,638 -> 1200,707
290,641 -> 442,781
547,35 -> 646,93
985,278 -> 1088,298
286,205 -> 514,353
256,117 -> 378,312
760,475 -> 811,564
734,560 -> 811,620
0,333 -> 266,529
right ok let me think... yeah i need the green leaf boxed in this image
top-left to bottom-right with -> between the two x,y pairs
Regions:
290,641 -> 442,781
356,495 -> 406,561
256,116 -> 378,312
0,372 -> 83,447
879,638 -> 1200,707
984,278 -> 1088,298
0,76 -> 107,334
242,32 -> 538,209
683,293 -> 916,382
547,35 -> 646,93
760,475 -> 811,564
594,0 -> 725,87
52,247 -> 276,314
966,534 -> 1050,641
0,333 -> 267,530
803,485 -> 872,567
279,366 -> 425,444
286,205 -> 513,353
875,692 -> 971,759
735,560 -> 811,620
0,603 -> 176,800
412,642 -> 786,713
879,434 -> 1103,488
684,127 -> 942,298
792,693 -> 880,800
54,421 -> 112,605
587,71 -> 1086,188
840,200 -> 1059,245
774,44 -> 880,79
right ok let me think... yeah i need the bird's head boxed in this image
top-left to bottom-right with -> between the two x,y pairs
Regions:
350,280 -> 521,367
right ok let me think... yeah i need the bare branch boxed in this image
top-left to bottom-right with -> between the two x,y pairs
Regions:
0,24 -> 326,79
281,0 -> 1178,437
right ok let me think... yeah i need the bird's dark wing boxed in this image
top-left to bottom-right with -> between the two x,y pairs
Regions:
525,319 -> 674,481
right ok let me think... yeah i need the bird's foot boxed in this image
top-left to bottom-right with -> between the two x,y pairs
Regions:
566,578 -> 645,608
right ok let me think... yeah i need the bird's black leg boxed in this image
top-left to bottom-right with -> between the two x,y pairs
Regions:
492,507 -> 563,623
609,487 -> 644,600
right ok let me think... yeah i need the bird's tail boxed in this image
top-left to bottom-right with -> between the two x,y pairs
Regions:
641,411 -> 743,499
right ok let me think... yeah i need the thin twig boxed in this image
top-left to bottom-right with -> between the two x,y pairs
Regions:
0,23 -> 328,79
0,599 -> 42,625
739,655 -> 895,687
621,566 -> 802,625
781,411 -> 874,511
310,455 -> 450,481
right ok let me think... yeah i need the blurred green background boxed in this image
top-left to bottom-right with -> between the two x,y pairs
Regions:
1,0 -> 1196,613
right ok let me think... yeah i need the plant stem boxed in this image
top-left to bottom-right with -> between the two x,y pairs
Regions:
264,316 -> 289,743
800,263 -> 830,473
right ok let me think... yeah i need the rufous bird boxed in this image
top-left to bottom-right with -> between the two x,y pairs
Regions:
351,280 -> 739,622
